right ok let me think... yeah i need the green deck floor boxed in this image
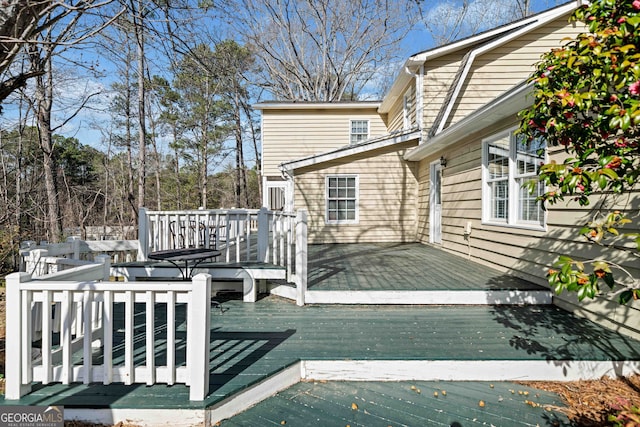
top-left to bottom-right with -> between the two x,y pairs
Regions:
220,380 -> 570,427
307,243 -> 545,291
6,296 -> 640,411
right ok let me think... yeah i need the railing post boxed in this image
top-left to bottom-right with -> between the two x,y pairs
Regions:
257,207 -> 269,263
95,254 -> 111,281
5,272 -> 32,399
295,209 -> 308,306
31,249 -> 49,276
138,207 -> 149,261
67,236 -> 81,259
188,273 -> 211,401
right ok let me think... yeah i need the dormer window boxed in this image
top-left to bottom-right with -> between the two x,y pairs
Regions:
350,120 -> 369,144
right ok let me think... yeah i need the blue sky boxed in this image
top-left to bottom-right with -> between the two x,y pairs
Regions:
1,0 -> 568,158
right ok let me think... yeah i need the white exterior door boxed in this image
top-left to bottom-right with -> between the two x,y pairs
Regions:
429,161 -> 442,244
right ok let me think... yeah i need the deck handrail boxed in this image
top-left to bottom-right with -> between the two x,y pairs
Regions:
4,271 -> 212,401
139,207 -> 308,303
20,238 -> 138,275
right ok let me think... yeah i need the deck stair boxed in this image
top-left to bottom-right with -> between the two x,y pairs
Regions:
7,242 -> 637,426
6,296 -> 640,426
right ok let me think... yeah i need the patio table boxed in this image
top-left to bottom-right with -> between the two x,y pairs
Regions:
148,247 -> 221,279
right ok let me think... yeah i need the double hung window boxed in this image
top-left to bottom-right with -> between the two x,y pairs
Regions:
482,129 -> 546,229
326,175 -> 358,224
350,120 -> 369,144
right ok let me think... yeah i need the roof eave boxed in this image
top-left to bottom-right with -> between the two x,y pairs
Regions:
411,1 -> 577,64
281,129 -> 422,172
379,1 -> 578,115
254,101 -> 381,110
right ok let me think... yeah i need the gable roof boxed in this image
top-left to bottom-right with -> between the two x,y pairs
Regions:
378,1 -> 578,116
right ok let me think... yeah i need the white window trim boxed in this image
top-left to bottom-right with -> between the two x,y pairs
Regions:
325,174 -> 359,225
481,127 -> 547,231
349,119 -> 369,144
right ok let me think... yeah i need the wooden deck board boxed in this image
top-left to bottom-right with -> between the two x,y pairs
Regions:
307,243 -> 545,291
5,296 -> 640,412
222,380 -> 570,426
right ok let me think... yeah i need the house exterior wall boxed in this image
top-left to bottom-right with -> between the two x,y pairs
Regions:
421,53 -> 465,134
386,81 -> 417,132
292,141 -> 419,244
446,16 -> 582,127
261,108 -> 387,178
415,116 -> 640,337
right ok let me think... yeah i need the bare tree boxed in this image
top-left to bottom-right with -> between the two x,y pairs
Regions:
419,0 -> 536,47
131,0 -> 147,215
219,0 -> 417,101
0,0 -> 120,104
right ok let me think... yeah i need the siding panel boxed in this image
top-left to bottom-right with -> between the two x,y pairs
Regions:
447,15 -> 584,127
294,142 -> 419,243
415,114 -> 640,338
262,108 -> 387,177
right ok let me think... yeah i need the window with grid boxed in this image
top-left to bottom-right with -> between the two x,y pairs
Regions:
350,120 -> 369,144
326,175 -> 358,224
482,129 -> 546,229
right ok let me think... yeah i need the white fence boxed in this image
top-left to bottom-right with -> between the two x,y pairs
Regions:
139,207 -> 307,293
4,267 -> 212,401
20,238 -> 138,277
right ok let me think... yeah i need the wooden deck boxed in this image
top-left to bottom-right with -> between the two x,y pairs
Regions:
301,243 -> 552,305
4,243 -> 640,425
4,296 -> 640,425
221,380 -> 571,426
307,243 -> 544,291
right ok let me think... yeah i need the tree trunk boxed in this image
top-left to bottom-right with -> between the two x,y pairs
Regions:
234,95 -> 248,207
149,113 -> 161,210
241,100 -> 261,204
124,57 -> 135,222
134,0 -> 146,216
173,125 -> 181,209
33,46 -> 62,242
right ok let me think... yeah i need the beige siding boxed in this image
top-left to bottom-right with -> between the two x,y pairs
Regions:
261,108 -> 387,177
387,82 -> 417,132
422,53 -> 465,134
416,117 -> 640,338
293,142 -> 419,244
448,16 -> 584,126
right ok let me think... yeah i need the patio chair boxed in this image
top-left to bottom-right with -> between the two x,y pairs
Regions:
169,221 -> 186,249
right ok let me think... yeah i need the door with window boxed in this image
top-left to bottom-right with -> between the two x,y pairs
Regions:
430,161 -> 442,244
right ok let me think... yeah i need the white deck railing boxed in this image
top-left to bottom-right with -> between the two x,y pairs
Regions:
4,268 -> 212,401
139,207 -> 308,297
20,238 -> 138,277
